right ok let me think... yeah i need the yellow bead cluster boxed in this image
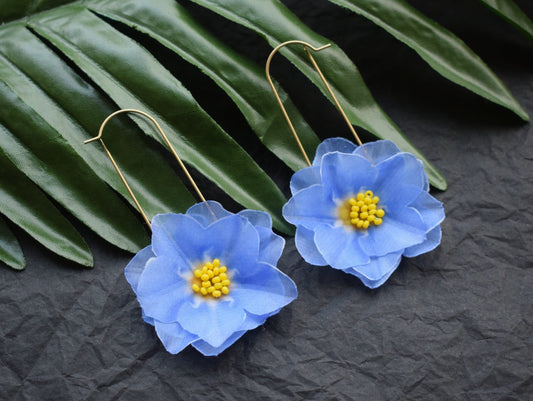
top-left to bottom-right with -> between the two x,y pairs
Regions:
191,258 -> 230,299
339,190 -> 385,230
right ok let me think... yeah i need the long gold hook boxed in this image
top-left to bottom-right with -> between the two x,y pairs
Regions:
84,108 -> 207,230
265,40 -> 363,166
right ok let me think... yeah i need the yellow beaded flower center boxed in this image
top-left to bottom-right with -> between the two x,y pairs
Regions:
191,258 -> 231,299
339,190 -> 385,230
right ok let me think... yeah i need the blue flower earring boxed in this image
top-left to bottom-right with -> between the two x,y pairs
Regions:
85,109 -> 297,356
266,41 -> 445,289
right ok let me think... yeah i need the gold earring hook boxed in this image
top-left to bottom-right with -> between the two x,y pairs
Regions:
265,40 -> 363,167
84,108 -> 207,230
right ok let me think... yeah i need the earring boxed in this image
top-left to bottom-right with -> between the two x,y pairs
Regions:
266,41 -> 445,289
85,109 -> 297,356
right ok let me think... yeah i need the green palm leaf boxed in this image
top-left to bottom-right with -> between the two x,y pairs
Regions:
0,0 -> 528,269
478,0 -> 533,41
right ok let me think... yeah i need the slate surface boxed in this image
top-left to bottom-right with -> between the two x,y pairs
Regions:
1,0 -> 532,400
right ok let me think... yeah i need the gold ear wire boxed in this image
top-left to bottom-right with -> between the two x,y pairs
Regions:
84,109 -> 207,230
265,40 -> 363,167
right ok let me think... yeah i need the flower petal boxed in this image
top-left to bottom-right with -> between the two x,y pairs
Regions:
177,299 -> 246,348
312,137 -> 357,166
154,320 -> 198,354
283,184 -> 336,229
238,210 -> 285,266
320,152 -> 378,201
136,255 -> 191,323
295,226 -> 327,265
403,226 -> 442,257
290,166 -> 321,195
124,246 -> 154,294
359,207 -> 427,256
314,225 -> 370,269
231,262 -> 297,316
346,251 -> 402,288
189,311 -> 268,356
353,140 -> 401,165
186,201 -> 232,227
410,191 -> 445,231
375,153 -> 426,211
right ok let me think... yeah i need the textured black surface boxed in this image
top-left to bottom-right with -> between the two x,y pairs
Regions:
1,1 -> 533,400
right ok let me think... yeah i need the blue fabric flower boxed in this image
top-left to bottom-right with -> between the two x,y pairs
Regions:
283,138 -> 445,289
124,201 -> 297,356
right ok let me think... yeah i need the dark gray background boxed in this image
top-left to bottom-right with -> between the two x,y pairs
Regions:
1,0 -> 532,399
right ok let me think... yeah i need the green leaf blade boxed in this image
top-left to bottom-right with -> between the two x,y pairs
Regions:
0,215 -> 25,270
478,0 -> 533,41
88,0 -> 320,172
29,5 -> 292,232
0,150 -> 92,267
190,0 -> 447,189
328,0 -> 529,121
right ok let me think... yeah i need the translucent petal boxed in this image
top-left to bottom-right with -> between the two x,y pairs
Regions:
410,191 -> 445,231
283,184 -> 336,229
312,137 -> 357,166
320,152 -> 378,201
124,246 -> 154,294
359,207 -> 427,256
136,255 -> 191,323
346,251 -> 402,288
177,299 -> 246,348
186,201 -> 231,227
295,225 -> 327,266
403,226 -> 442,257
231,262 -> 297,316
238,209 -> 272,229
375,153 -> 426,211
353,140 -> 401,165
238,210 -> 285,265
290,166 -> 321,195
191,330 -> 247,356
154,320 -> 198,354
314,225 -> 370,269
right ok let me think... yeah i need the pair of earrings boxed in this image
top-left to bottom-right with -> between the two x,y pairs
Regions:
85,41 -> 444,356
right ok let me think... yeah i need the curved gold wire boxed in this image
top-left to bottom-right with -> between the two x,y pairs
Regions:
84,109 -> 207,230
265,40 -> 363,166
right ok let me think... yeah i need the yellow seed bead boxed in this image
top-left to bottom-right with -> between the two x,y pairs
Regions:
365,190 -> 373,197
368,204 -> 376,210
219,273 -> 228,280
208,270 -> 214,278
376,209 -> 385,218
213,267 -> 219,276
207,286 -> 215,293
349,198 -> 357,206
350,212 -> 358,218
222,279 -> 230,286
202,266 -> 208,272
364,197 -> 371,205
360,212 -> 368,220
194,269 -> 202,278
369,209 -> 376,215
200,287 -> 207,295
363,220 -> 370,229
212,276 -> 221,284
206,262 -> 213,269
361,205 -> 368,212
372,196 -> 379,204
192,284 -> 200,292
214,283 -> 222,289
201,274 -> 209,281
356,193 -> 364,201
357,220 -> 364,228
221,286 -> 229,295
213,290 -> 222,298
351,218 -> 359,225
374,218 -> 383,225
367,214 -> 375,222
213,259 -> 220,267
351,205 -> 359,212
220,266 -> 227,273
202,281 -> 211,288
